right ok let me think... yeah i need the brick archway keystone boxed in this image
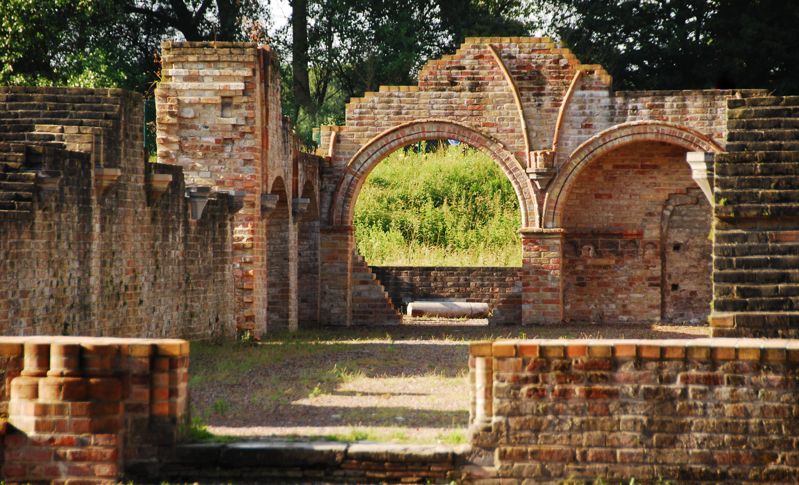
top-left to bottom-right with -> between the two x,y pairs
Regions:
330,119 -> 539,228
542,121 -> 723,228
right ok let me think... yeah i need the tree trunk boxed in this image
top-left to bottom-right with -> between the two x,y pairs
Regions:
291,0 -> 313,117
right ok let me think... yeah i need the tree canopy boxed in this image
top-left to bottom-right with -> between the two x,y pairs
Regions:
1,0 -> 797,146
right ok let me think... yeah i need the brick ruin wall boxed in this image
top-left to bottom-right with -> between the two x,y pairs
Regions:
0,87 -> 236,338
561,142 -> 712,324
0,337 -> 189,483
370,266 -> 522,324
156,41 -> 323,334
468,338 -> 799,483
710,96 -> 799,337
317,37 -> 757,327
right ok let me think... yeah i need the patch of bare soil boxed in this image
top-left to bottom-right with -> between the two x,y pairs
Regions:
188,322 -> 708,444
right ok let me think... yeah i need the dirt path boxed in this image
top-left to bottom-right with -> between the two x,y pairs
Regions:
188,321 -> 708,444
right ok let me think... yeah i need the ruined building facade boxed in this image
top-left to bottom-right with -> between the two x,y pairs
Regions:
1,38 -> 797,338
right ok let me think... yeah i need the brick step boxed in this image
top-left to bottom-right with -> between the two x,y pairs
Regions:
727,105 -> 799,120
716,163 -> 799,177
728,118 -> 799,130
0,181 -> 36,192
715,243 -> 799,257
0,172 -> 36,183
716,189 -> 799,204
713,297 -> 799,312
714,255 -> 799,270
725,141 -> 799,152
728,96 -> 799,109
0,190 -> 33,202
715,269 -> 799,284
716,284 -> 799,299
727,129 -> 799,142
714,229 -> 799,245
715,175 -> 799,190
715,204 -> 799,219
0,208 -> 32,221
0,121 -> 37,131
0,200 -> 32,211
717,151 -> 799,164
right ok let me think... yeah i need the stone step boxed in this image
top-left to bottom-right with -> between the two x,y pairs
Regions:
716,284 -> 799,299
715,176 -> 799,190
715,203 -> 799,219
0,190 -> 33,202
0,181 -> 36,192
725,141 -> 799,152
716,163 -> 799,177
0,200 -> 32,211
714,242 -> 799,257
728,96 -> 799,109
714,269 -> 799,284
0,209 -> 32,221
728,118 -> 799,130
716,189 -> 799,204
713,229 -> 799,245
727,105 -> 799,120
714,255 -> 799,271
0,172 -> 36,183
717,151 -> 799,164
727,129 -> 799,142
713,297 -> 799,312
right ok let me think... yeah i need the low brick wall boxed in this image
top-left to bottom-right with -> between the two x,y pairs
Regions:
468,338 -> 799,483
0,336 -> 189,483
371,266 -> 522,324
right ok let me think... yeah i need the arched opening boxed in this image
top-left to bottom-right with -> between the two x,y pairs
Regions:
297,180 -> 320,327
332,121 -> 536,326
331,120 -> 537,229
266,177 -> 291,331
558,140 -> 713,323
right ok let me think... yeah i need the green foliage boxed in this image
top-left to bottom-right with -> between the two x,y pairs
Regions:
354,145 -> 521,266
534,0 -> 799,93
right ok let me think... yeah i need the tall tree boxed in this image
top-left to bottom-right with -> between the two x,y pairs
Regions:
533,0 -> 799,93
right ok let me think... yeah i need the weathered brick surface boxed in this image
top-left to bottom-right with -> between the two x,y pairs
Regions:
0,336 -> 189,484
560,142 -> 712,323
317,37 -> 757,326
469,338 -> 799,483
711,96 -> 799,337
157,42 -> 324,335
0,87 -> 236,338
371,266 -> 522,324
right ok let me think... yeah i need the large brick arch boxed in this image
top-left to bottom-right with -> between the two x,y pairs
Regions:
542,121 -> 723,228
330,119 -> 539,228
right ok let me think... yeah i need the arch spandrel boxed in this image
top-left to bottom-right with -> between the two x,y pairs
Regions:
542,121 -> 724,228
329,119 -> 539,229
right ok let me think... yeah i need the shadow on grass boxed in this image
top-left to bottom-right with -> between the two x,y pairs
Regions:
188,322 -> 707,438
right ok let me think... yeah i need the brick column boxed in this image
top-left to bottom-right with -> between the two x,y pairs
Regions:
6,342 -> 123,483
319,226 -> 353,326
520,228 -> 564,325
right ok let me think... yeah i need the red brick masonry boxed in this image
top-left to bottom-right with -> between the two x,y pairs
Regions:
468,338 -> 799,483
0,337 -> 189,484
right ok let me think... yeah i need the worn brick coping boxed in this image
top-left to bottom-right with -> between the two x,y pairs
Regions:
0,336 -> 189,357
471,337 -> 799,361
151,441 -> 469,483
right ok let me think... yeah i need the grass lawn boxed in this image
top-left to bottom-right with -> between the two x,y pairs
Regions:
187,321 -> 708,445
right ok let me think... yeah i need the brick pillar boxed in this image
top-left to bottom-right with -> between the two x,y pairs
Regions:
5,342 -> 123,483
520,228 -> 564,325
319,225 -> 353,326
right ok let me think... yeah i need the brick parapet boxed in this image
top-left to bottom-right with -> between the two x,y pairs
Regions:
0,336 -> 189,484
469,337 -> 799,483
